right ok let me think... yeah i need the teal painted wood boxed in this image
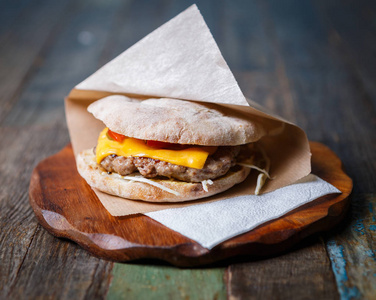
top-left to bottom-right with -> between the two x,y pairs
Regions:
313,1 -> 376,298
326,194 -> 376,300
107,263 -> 226,300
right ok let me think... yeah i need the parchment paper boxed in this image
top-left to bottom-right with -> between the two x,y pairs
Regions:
65,5 -> 311,216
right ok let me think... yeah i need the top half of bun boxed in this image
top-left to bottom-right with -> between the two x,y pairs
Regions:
88,95 -> 267,146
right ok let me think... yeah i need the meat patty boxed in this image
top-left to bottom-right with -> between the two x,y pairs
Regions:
101,155 -> 137,175
100,146 -> 244,182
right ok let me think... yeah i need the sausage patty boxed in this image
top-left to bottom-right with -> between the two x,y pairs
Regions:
100,146 -> 243,182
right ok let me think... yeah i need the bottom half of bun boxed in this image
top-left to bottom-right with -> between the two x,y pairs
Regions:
76,149 -> 251,202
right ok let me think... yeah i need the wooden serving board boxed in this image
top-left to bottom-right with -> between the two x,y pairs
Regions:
29,142 -> 352,267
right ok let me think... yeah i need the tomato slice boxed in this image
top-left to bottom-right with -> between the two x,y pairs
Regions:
107,129 -> 126,143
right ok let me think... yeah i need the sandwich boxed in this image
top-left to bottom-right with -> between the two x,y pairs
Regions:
76,95 -> 271,202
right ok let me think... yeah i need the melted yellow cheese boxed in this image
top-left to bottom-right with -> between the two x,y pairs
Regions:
96,128 -> 217,169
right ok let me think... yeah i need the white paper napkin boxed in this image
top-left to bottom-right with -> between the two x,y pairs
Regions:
146,174 -> 341,249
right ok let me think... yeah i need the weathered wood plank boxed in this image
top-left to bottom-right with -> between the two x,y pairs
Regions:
223,0 -> 341,297
0,1 -> 225,297
1,0 -> 375,298
227,237 -> 339,299
0,0 -> 33,35
0,125 -> 70,297
0,0 -> 128,298
0,0 -> 70,123
5,220 -> 113,300
311,1 -> 376,190
326,194 -> 376,300
263,0 -> 376,186
96,0 -> 224,65
1,0 -> 126,127
260,0 -> 376,298
312,8 -> 376,297
225,0 -> 298,123
314,0 -> 376,108
107,263 -> 226,300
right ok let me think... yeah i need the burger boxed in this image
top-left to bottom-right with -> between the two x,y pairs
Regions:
76,95 -> 271,202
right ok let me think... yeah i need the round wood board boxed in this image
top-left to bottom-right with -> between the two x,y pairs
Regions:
29,142 -> 352,267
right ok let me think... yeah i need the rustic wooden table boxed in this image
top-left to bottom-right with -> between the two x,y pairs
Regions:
1,0 -> 375,299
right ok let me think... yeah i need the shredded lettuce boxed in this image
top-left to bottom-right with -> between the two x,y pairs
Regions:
237,144 -> 271,195
201,179 -> 214,192
101,172 -> 180,196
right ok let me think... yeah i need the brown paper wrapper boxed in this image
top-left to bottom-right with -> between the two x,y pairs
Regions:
65,5 -> 311,216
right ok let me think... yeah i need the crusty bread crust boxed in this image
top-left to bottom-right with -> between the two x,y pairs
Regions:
88,96 -> 266,146
77,149 -> 251,202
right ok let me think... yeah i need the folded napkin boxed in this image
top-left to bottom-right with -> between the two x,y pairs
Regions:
146,174 -> 341,249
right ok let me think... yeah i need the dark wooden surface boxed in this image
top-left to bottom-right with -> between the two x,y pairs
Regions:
0,0 -> 375,299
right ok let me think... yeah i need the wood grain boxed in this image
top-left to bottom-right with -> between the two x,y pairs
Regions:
29,142 -> 352,267
325,193 -> 376,300
1,0 -> 375,298
0,0 -> 69,123
226,237 -> 339,300
108,263 -> 227,300
0,1 -> 122,298
259,1 -> 376,298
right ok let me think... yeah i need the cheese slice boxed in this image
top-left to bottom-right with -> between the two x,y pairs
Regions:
96,128 -> 217,169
